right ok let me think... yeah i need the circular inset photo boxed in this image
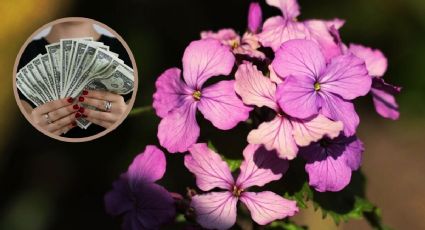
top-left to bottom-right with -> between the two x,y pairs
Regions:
13,17 -> 138,142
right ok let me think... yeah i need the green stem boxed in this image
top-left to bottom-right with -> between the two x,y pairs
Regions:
128,105 -> 153,117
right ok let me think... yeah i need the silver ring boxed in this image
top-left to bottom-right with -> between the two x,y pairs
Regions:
104,100 -> 112,112
44,113 -> 52,124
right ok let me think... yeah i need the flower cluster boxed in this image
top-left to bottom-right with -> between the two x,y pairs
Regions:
105,1 -> 400,229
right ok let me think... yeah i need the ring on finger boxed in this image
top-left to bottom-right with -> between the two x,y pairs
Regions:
104,100 -> 112,112
44,113 -> 53,124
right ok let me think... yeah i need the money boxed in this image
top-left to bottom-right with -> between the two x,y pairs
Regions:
17,37 -> 135,130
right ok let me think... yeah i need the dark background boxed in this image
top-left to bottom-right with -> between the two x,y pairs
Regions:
0,0 -> 424,229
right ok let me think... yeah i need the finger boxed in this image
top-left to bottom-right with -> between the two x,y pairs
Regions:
53,121 -> 77,136
80,98 -> 125,114
48,104 -> 80,122
81,90 -> 122,102
34,97 -> 74,115
83,116 -> 114,129
82,109 -> 116,123
45,112 -> 77,132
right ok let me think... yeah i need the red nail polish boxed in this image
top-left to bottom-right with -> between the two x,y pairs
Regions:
78,107 -> 85,113
67,97 -> 73,103
82,90 -> 88,95
71,121 -> 77,127
78,96 -> 84,102
73,104 -> 79,110
75,113 -> 81,118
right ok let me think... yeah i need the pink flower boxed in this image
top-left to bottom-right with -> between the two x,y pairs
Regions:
248,2 -> 262,33
184,143 -> 299,230
104,146 -> 175,230
235,63 -> 343,160
272,39 -> 371,136
153,39 -> 251,153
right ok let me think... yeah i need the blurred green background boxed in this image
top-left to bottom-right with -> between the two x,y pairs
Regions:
0,0 -> 424,229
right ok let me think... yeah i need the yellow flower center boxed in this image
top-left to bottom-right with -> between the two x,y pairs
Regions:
229,39 -> 240,49
232,185 -> 244,197
192,90 -> 202,101
314,82 -> 321,91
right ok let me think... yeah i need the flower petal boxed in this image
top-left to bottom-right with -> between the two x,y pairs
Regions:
191,192 -> 238,230
153,68 -> 192,118
247,116 -> 298,160
127,145 -> 166,185
185,143 -> 234,191
276,75 -> 319,119
104,178 -> 132,216
320,93 -> 359,136
371,78 -> 400,120
320,54 -> 371,100
259,17 -> 309,51
269,65 -> 283,84
340,136 -> 364,171
272,39 -> 325,80
292,114 -> 343,147
200,29 -> 240,46
158,101 -> 199,153
240,191 -> 298,225
182,39 -> 235,89
266,0 -> 300,19
305,19 -> 343,62
198,80 -> 252,130
235,63 -> 279,111
349,44 -> 387,77
236,144 -> 288,189
248,2 -> 262,33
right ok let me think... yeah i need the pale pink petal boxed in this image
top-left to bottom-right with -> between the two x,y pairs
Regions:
326,18 -> 345,30
269,65 -> 283,84
305,20 -> 343,62
198,80 -> 252,130
259,17 -> 309,51
276,75 -> 320,119
272,39 -> 325,80
266,0 -> 300,19
292,114 -> 343,147
182,39 -> 235,89
236,144 -> 288,189
191,192 -> 238,230
320,93 -> 359,136
247,116 -> 298,160
248,2 -> 262,33
185,143 -> 234,191
128,145 -> 166,185
157,101 -> 199,153
200,29 -> 240,46
153,68 -> 192,118
349,44 -> 387,77
371,88 -> 400,120
240,191 -> 298,225
235,63 -> 279,111
319,54 -> 371,100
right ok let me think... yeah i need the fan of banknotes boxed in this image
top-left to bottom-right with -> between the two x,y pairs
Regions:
16,37 -> 135,129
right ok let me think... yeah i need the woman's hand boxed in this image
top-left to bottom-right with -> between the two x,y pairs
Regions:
28,97 -> 79,135
78,90 -> 128,129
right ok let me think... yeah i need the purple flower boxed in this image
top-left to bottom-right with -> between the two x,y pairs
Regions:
248,2 -> 262,33
300,135 -> 364,192
184,143 -> 298,230
235,63 -> 343,160
153,39 -> 252,153
272,39 -> 371,136
348,44 -> 401,120
104,146 -> 175,230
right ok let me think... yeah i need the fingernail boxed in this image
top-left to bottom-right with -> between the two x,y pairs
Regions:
71,121 -> 77,127
78,96 -> 84,102
82,90 -> 88,95
73,104 -> 79,110
67,97 -> 74,103
78,107 -> 85,113
75,113 -> 81,118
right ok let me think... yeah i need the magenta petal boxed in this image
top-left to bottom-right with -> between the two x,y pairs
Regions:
305,20 -> 343,62
259,17 -> 309,51
320,93 -> 359,136
276,75 -> 319,119
272,39 -> 325,80
158,101 -> 199,153
292,114 -> 343,147
153,67 -> 192,118
185,143 -> 234,191
128,145 -> 166,185
247,116 -> 299,160
198,80 -> 252,130
236,144 -> 288,189
342,136 -> 364,171
240,191 -> 298,225
349,44 -> 387,77
248,2 -> 262,33
191,192 -> 238,230
371,78 -> 400,120
182,39 -> 235,89
235,63 -> 279,111
266,0 -> 300,19
320,54 -> 371,100
104,178 -> 133,216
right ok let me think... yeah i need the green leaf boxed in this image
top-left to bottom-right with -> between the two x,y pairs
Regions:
208,140 -> 241,172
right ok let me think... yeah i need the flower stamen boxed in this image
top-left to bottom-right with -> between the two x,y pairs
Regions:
232,185 -> 244,197
314,82 -> 321,91
192,90 -> 202,101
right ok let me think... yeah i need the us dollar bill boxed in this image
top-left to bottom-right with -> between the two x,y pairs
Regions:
27,62 -> 54,102
16,72 -> 43,106
46,43 -> 61,97
87,65 -> 134,94
60,39 -> 73,93
32,55 -> 55,97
